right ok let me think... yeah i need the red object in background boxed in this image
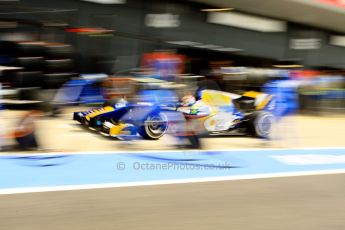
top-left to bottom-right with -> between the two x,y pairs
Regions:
141,52 -> 186,75
66,28 -> 98,33
66,27 -> 114,34
290,70 -> 321,79
317,0 -> 345,8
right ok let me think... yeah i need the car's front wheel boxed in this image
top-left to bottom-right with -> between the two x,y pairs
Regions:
138,113 -> 168,140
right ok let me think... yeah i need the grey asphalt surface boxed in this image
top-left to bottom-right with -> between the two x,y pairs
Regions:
0,174 -> 344,230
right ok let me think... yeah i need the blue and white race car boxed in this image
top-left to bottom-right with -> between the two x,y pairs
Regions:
73,89 -> 276,140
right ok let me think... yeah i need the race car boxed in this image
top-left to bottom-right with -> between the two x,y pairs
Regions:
73,89 -> 276,140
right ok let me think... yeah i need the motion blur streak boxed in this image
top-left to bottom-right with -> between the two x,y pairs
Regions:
0,0 -> 344,229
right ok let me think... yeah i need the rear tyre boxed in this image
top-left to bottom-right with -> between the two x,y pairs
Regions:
249,111 -> 274,138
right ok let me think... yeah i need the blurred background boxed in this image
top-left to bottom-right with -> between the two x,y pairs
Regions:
0,0 -> 344,151
0,2 -> 345,230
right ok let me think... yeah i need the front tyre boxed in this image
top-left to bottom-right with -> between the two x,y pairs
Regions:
138,113 -> 168,140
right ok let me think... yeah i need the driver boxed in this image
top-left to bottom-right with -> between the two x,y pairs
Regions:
180,95 -> 212,117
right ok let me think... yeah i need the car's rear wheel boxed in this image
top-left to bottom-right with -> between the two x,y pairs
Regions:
249,111 -> 275,138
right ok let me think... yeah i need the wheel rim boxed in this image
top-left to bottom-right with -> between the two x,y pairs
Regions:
256,114 -> 274,137
145,114 -> 168,138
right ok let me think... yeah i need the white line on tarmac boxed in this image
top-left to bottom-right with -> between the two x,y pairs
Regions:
1,169 -> 345,195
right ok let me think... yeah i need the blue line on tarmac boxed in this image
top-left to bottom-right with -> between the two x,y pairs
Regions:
0,148 -> 344,190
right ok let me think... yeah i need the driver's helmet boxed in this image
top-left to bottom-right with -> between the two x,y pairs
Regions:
181,95 -> 196,107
